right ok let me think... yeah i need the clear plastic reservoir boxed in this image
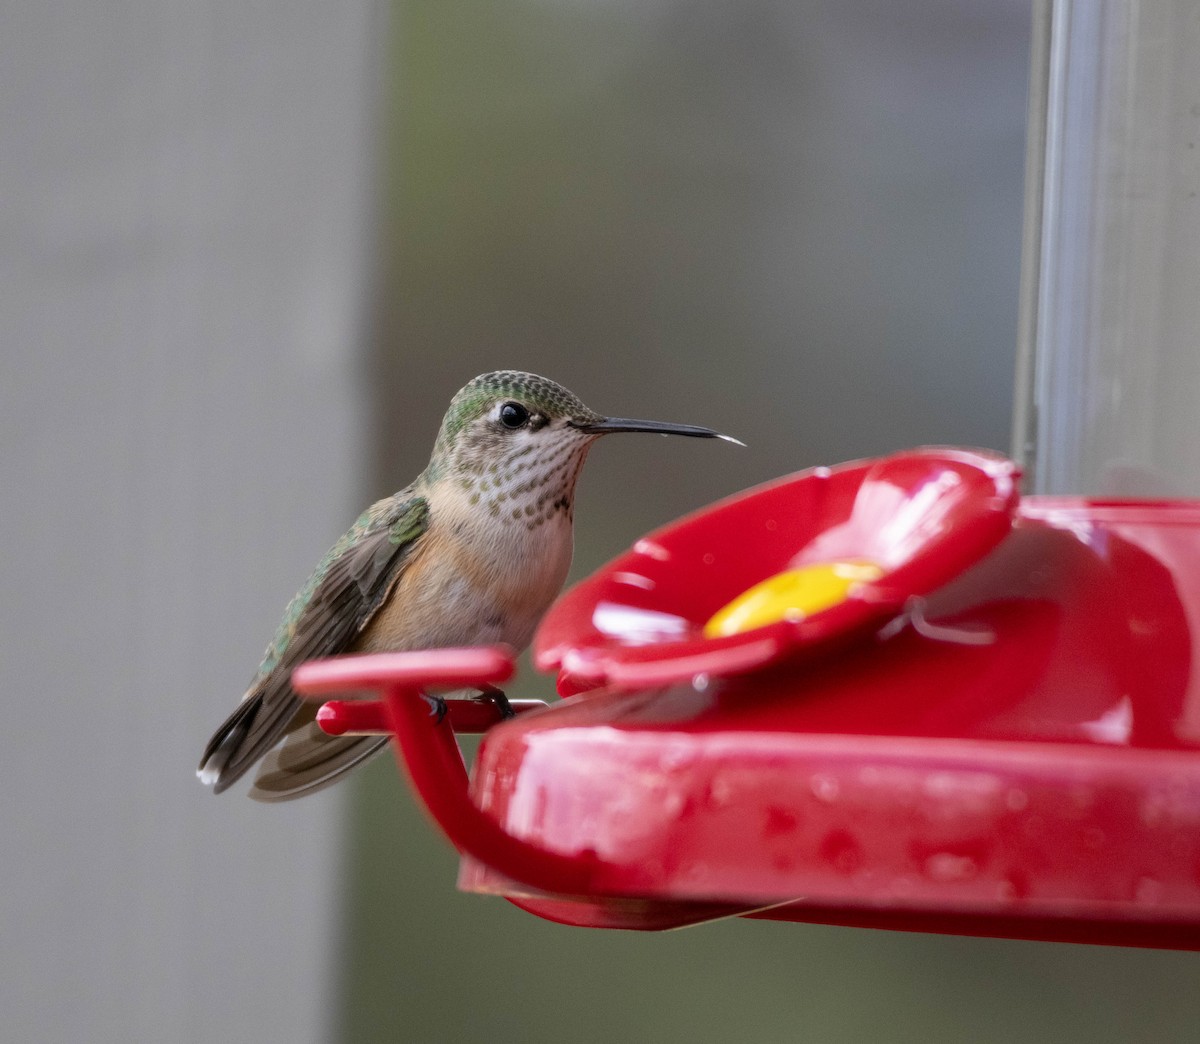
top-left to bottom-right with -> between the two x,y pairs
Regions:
1014,0 -> 1200,495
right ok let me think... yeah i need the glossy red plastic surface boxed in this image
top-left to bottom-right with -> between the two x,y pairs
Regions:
299,453 -> 1200,946
316,697 -> 546,736
534,448 -> 1019,692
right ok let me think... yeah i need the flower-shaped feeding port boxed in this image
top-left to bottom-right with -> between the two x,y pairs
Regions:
299,449 -> 1200,946
535,448 -> 1021,692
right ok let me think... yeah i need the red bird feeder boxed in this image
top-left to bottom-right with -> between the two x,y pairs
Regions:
294,447 -> 1200,947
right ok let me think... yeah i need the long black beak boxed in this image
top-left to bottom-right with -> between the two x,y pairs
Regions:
569,417 -> 744,445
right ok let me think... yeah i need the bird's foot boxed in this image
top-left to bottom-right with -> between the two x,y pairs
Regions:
475,685 -> 517,721
420,693 -> 449,724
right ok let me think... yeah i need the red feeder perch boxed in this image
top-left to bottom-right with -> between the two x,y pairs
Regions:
294,447 -> 1200,947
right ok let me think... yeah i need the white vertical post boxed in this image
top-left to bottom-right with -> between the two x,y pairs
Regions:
0,3 -> 384,1040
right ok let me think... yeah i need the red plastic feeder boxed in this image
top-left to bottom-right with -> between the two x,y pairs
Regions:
295,448 -> 1200,947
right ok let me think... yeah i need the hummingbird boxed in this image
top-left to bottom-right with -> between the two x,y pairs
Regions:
198,370 -> 739,800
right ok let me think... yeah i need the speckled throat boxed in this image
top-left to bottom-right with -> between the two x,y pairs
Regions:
454,431 -> 594,530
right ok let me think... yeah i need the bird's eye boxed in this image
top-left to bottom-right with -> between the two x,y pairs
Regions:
498,402 -> 529,429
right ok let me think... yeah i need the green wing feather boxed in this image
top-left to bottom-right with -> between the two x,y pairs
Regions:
199,493 -> 430,793
256,497 -> 429,676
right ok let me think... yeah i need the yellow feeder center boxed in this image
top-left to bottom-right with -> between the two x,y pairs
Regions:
704,560 -> 886,638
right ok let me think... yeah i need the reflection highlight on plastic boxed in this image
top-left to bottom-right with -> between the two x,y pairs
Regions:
703,560 -> 885,638
592,602 -> 691,643
876,472 -> 961,556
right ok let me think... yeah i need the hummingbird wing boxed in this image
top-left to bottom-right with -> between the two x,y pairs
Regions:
198,494 -> 431,795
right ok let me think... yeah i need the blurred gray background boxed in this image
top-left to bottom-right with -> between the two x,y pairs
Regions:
5,0 -> 1200,1042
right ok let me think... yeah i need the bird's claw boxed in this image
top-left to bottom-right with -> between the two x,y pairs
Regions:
475,686 -> 517,721
420,693 -> 449,724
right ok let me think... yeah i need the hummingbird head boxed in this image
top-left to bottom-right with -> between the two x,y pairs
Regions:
425,370 -> 737,528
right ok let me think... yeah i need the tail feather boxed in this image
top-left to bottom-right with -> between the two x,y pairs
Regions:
197,695 -> 264,793
247,722 -> 389,802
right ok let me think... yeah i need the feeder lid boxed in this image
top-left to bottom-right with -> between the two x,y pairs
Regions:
535,448 -> 1020,692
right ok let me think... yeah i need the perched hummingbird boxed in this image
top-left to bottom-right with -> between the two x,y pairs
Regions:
199,370 -> 738,800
